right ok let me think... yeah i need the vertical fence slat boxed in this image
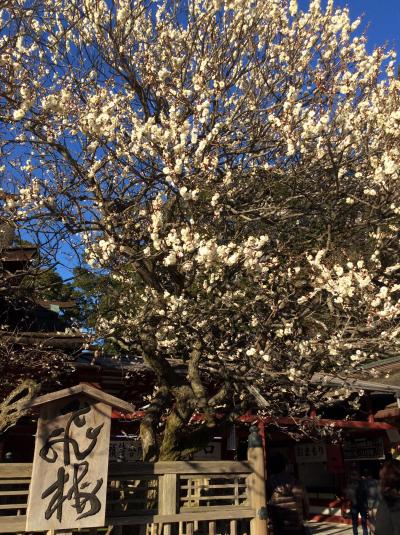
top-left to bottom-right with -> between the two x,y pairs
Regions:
159,473 -> 177,535
231,476 -> 239,535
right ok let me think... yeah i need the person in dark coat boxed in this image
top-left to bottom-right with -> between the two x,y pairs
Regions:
364,469 -> 380,534
375,459 -> 400,535
345,469 -> 369,535
267,453 -> 309,535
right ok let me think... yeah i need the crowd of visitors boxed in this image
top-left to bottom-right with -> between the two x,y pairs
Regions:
267,454 -> 400,535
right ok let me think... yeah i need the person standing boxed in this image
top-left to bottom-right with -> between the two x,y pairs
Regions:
364,469 -> 380,534
267,453 -> 310,535
345,469 -> 369,535
375,460 -> 400,535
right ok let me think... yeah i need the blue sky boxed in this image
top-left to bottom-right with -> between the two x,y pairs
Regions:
55,0 -> 399,281
336,1 -> 399,51
300,1 -> 400,52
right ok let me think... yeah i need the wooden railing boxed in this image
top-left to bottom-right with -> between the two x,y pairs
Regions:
0,458 -> 267,535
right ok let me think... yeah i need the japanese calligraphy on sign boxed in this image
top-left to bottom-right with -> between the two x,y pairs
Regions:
26,397 -> 111,531
343,438 -> 385,461
295,442 -> 327,463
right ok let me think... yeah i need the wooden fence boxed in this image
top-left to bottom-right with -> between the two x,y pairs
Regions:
0,453 -> 267,535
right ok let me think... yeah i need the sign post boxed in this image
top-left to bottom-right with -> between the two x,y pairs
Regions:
25,384 -> 134,532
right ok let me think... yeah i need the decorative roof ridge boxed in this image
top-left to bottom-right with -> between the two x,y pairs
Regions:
30,383 -> 135,412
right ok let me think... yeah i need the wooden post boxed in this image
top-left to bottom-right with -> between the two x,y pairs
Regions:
208,521 -> 216,535
247,426 -> 268,535
231,476 -> 239,535
158,473 -> 178,535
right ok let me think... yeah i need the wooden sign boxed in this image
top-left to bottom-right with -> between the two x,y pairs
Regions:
343,437 -> 385,460
26,396 -> 111,531
295,442 -> 327,463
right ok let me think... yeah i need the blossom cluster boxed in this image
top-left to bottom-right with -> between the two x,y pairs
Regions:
1,0 -> 399,417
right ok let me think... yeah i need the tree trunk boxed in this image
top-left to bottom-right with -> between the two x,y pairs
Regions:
140,386 -> 170,461
0,380 -> 39,433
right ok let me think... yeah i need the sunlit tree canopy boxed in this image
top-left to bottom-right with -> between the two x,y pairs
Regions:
1,0 -> 399,459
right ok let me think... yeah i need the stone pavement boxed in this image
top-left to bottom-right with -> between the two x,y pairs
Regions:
308,522 -> 354,534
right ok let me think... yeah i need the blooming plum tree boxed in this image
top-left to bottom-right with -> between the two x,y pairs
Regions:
1,0 -> 399,459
